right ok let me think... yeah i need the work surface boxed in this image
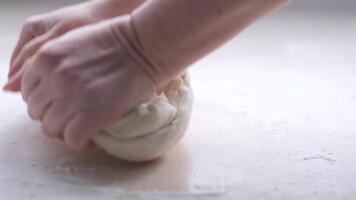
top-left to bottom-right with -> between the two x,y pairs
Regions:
1,1 -> 356,200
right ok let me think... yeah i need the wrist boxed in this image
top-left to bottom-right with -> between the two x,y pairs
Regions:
109,16 -> 173,89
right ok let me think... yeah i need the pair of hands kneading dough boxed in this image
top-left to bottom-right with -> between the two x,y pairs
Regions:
95,74 -> 193,162
4,0 -> 288,161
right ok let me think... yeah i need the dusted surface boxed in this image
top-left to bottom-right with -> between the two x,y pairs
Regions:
1,1 -> 356,199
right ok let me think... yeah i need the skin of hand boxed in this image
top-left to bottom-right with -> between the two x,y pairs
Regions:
3,0 -> 289,151
130,0 -> 290,79
4,17 -> 157,151
6,0 -> 145,87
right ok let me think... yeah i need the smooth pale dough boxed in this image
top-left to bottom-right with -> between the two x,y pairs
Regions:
94,73 -> 193,162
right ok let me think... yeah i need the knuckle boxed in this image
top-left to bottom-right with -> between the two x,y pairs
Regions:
27,106 -> 39,120
23,16 -> 42,31
55,21 -> 75,33
36,43 -> 62,73
37,43 -> 58,59
63,130 -> 81,151
54,66 -> 72,80
22,41 -> 37,55
24,16 -> 38,27
41,122 -> 57,138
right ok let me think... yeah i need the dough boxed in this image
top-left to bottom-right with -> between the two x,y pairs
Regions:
94,73 -> 193,162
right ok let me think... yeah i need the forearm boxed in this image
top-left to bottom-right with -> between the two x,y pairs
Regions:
88,0 -> 146,18
128,0 -> 289,85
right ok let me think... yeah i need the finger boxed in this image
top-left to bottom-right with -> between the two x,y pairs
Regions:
4,53 -> 39,92
41,99 -> 77,139
26,81 -> 53,120
10,27 -> 37,68
3,63 -> 26,92
21,59 -> 42,101
64,113 -> 100,151
8,26 -> 63,79
9,35 -> 47,79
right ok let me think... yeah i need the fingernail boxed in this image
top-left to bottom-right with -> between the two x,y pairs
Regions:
2,83 -> 11,91
3,75 -> 19,92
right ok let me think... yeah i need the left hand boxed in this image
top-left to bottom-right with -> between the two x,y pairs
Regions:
3,17 -> 157,151
7,0 -> 145,89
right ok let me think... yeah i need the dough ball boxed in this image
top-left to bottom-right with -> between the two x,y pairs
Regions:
94,73 -> 193,162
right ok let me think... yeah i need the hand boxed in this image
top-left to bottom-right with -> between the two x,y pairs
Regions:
7,0 -> 144,88
4,17 -> 157,151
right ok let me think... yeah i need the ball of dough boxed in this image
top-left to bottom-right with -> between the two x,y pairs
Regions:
94,73 -> 193,162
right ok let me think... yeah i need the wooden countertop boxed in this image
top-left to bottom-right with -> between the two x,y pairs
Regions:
0,1 -> 355,199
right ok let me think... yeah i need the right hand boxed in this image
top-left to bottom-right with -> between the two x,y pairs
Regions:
5,16 -> 159,151
8,0 -> 143,85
